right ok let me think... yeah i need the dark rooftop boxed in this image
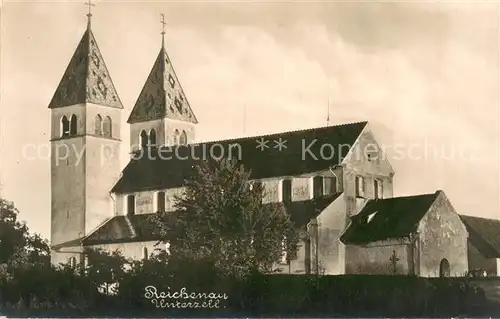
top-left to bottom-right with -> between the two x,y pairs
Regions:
340,191 -> 440,245
111,121 -> 368,194
460,215 -> 500,258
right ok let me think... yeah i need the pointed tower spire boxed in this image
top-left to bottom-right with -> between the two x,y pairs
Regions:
48,2 -> 122,109
127,14 -> 197,124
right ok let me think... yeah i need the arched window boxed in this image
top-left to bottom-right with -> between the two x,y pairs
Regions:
103,116 -> 112,138
313,176 -> 324,198
61,116 -> 70,137
355,176 -> 365,197
439,258 -> 450,277
282,179 -> 292,203
69,257 -> 76,269
374,179 -> 383,199
140,130 -> 148,149
142,247 -> 148,260
156,191 -> 166,212
94,114 -> 102,135
70,114 -> 77,136
324,176 -> 337,195
127,195 -> 135,215
173,129 -> 180,145
179,130 -> 187,145
149,129 -> 157,146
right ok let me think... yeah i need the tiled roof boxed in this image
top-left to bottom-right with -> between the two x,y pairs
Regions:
340,191 -> 440,245
127,42 -> 197,124
111,121 -> 368,194
82,214 -> 163,245
63,195 -> 341,246
48,25 -> 123,109
460,215 -> 500,258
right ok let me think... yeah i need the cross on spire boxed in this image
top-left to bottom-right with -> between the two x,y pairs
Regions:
160,13 -> 167,48
85,0 -> 95,29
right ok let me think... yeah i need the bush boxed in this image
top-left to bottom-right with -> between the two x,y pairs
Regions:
0,260 -> 495,318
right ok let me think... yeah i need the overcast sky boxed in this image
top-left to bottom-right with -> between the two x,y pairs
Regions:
1,1 -> 499,239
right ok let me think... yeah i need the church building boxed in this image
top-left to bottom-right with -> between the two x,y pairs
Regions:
49,13 -> 500,277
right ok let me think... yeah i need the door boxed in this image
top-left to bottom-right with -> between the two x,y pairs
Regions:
439,258 -> 450,277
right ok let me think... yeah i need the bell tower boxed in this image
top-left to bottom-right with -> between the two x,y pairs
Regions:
49,7 -> 123,265
127,14 -> 198,152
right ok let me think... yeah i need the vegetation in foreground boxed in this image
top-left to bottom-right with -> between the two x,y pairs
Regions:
0,159 -> 497,317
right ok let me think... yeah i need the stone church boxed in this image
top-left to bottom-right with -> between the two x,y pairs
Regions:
49,15 -> 500,277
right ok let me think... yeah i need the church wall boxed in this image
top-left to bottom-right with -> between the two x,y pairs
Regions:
417,191 -> 468,277
118,187 -> 186,215
87,241 -> 160,261
165,119 -> 196,145
345,240 -> 411,275
316,193 -> 347,275
130,119 -> 165,152
85,135 -> 121,235
50,136 -> 86,246
343,125 -> 395,218
50,246 -> 85,268
467,241 -> 498,276
260,169 -> 341,204
85,103 -> 122,140
50,103 -> 86,139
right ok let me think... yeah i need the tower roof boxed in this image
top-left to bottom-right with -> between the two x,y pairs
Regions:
127,41 -> 198,124
48,24 -> 123,109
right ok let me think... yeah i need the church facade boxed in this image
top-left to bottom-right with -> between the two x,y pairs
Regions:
49,16 -> 500,277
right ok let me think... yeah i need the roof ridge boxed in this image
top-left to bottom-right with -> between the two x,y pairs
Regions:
185,121 -> 369,147
382,192 -> 439,200
460,214 -> 500,221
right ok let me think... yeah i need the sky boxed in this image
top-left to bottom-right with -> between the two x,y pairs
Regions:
0,0 -> 499,239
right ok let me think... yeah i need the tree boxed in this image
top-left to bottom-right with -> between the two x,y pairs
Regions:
152,159 -> 301,278
0,198 -> 50,270
83,248 -> 129,296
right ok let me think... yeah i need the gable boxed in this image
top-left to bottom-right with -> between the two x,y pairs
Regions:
342,123 -> 394,176
111,121 -> 368,194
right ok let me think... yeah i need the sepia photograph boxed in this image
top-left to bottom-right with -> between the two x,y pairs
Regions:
0,0 -> 499,317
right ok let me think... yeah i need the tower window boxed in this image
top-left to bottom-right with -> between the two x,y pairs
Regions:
94,114 -> 102,135
374,179 -> 383,199
313,176 -> 324,198
70,114 -> 77,136
282,179 -> 292,203
179,130 -> 187,145
140,130 -> 148,149
355,176 -> 365,197
174,129 -> 180,145
61,116 -> 70,137
103,116 -> 112,138
156,191 -> 166,212
324,176 -> 337,195
142,247 -> 148,260
149,129 -> 157,146
127,195 -> 135,215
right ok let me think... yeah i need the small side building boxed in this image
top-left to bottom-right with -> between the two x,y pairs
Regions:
460,215 -> 500,277
340,190 -> 469,277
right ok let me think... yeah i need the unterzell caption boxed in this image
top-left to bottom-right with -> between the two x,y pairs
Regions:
144,285 -> 229,309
